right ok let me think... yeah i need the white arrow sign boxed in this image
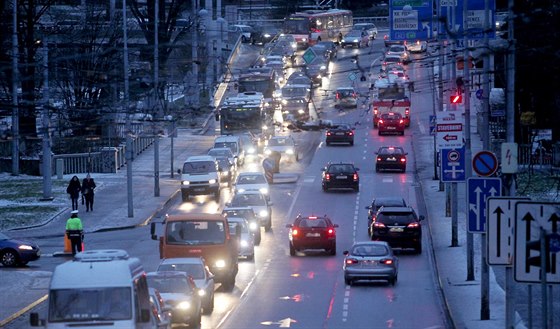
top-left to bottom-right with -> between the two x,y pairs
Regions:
261,318 -> 297,327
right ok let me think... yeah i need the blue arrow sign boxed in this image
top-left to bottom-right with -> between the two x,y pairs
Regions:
389,0 -> 433,41
468,177 -> 502,233
441,147 -> 466,182
438,0 -> 496,40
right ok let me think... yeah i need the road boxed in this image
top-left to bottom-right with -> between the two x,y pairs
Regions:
2,39 -> 452,329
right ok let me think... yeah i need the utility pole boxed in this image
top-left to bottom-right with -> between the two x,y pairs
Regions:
11,0 -> 19,176
41,38 -> 53,200
153,0 -> 160,197
123,0 -> 134,217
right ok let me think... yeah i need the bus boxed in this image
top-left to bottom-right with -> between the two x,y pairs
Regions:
283,9 -> 353,48
217,92 -> 274,140
237,67 -> 277,100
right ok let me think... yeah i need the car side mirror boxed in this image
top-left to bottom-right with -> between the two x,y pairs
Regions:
365,206 -> 371,209
343,250 -> 349,255
177,169 -> 182,174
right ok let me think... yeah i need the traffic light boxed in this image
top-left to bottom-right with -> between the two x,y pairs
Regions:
526,237 -> 551,273
450,94 -> 463,104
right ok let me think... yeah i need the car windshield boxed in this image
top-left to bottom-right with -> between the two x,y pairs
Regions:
297,218 -> 328,228
337,89 -> 354,97
381,113 -> 402,120
166,220 -> 226,245
223,209 -> 256,220
268,138 -> 291,146
352,244 -> 389,257
385,56 -> 401,63
214,142 -> 238,153
389,45 -> 406,52
377,211 -> 417,224
379,147 -> 404,155
238,174 -> 267,184
328,164 -> 354,173
334,124 -> 351,130
48,287 -> 132,322
182,161 -> 216,174
208,149 -> 232,158
228,220 -> 250,235
147,276 -> 193,294
157,263 -> 205,280
231,193 -> 265,206
345,31 -> 362,37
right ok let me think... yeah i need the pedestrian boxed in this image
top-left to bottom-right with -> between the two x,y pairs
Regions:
66,175 -> 81,211
66,210 -> 83,255
81,174 -> 96,212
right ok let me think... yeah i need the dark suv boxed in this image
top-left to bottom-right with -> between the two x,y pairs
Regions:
321,163 -> 360,192
369,206 -> 424,254
365,197 -> 408,235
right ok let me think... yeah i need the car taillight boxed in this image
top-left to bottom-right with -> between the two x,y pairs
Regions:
348,131 -> 354,136
378,119 -> 384,125
373,222 -> 386,228
336,93 -> 340,100
345,258 -> 359,265
384,35 -> 388,40
327,228 -> 335,235
353,173 -> 358,181
407,222 -> 419,228
400,157 -> 406,163
326,131 -> 332,136
325,173 -> 331,181
373,108 -> 378,115
292,229 -> 299,236
377,157 -> 382,162
399,119 -> 404,124
380,258 -> 394,265
405,108 -> 409,116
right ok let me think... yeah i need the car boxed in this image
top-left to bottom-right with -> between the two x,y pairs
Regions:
341,30 -> 369,48
334,87 -> 358,109
264,135 -> 299,162
383,35 -> 406,47
321,162 -> 360,192
377,112 -> 406,136
325,123 -> 355,146
286,71 -> 312,86
285,214 -> 338,256
314,41 -> 338,61
281,97 -> 310,122
146,271 -> 202,328
375,146 -> 408,173
222,206 -> 262,245
365,197 -> 408,235
275,33 -> 298,50
239,132 -> 259,162
304,58 -> 329,86
229,24 -> 253,43
208,147 -> 236,166
214,157 -> 236,187
386,45 -> 411,64
233,172 -> 270,200
227,190 -> 273,231
343,241 -> 399,286
149,287 -> 172,329
213,135 -> 245,166
250,26 -> 279,45
309,44 -> 332,63
369,206 -> 424,254
227,216 -> 255,260
352,22 -> 378,40
0,232 -> 41,267
156,257 -> 215,315
406,40 -> 428,53
381,54 -> 403,71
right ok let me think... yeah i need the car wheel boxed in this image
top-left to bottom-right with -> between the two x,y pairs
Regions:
222,275 -> 236,291
322,184 -> 328,192
344,277 -> 352,286
264,219 -> 272,232
189,310 -> 202,328
203,294 -> 214,315
289,243 -> 295,256
349,140 -> 354,146
295,153 -> 299,162
247,253 -> 255,261
389,276 -> 396,286
214,189 -> 221,201
326,141 -> 331,146
354,185 -> 359,192
375,166 -> 380,173
1,250 -> 19,267
378,130 -> 382,136
329,243 -> 336,255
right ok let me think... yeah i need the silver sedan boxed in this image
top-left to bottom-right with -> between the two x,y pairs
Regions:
343,241 -> 398,286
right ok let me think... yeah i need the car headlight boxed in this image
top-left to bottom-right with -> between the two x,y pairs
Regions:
286,148 -> 294,155
18,245 -> 33,250
182,180 -> 190,185
176,301 -> 191,310
320,65 -> 326,70
282,99 -> 287,105
262,125 -> 269,130
197,289 -> 206,297
249,222 -> 259,230
240,240 -> 249,247
259,210 -> 269,217
209,179 -> 217,184
222,172 -> 229,176
215,259 -> 226,268
353,39 -> 358,42
264,33 -> 271,38
297,109 -> 305,114
237,188 -> 246,193
264,149 -> 272,155
247,147 -> 256,154
259,187 -> 269,195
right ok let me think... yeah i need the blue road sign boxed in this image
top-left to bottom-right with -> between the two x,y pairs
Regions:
441,147 -> 466,182
468,177 -> 502,233
438,0 -> 496,40
389,0 -> 434,41
472,150 -> 498,177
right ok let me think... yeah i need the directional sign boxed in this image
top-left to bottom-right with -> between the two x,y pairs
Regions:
389,0 -> 434,41
472,150 -> 498,177
487,197 -> 530,266
514,201 -> 560,283
438,0 -> 496,40
467,177 -> 501,233
441,147 -> 466,182
436,111 -> 464,149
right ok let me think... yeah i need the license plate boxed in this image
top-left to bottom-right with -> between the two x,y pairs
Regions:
335,132 -> 344,135
387,126 -> 396,130
336,175 -> 347,179
387,157 -> 396,161
306,233 -> 321,237
390,227 -> 404,232
193,187 -> 205,192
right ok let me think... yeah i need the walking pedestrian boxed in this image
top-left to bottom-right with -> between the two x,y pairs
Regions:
66,210 -> 83,255
81,174 -> 96,212
66,176 -> 81,211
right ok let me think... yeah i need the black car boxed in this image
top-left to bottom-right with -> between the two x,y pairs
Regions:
0,232 -> 41,267
325,123 -> 354,146
222,206 -> 261,245
365,197 -> 408,235
375,146 -> 408,173
321,163 -> 360,192
250,26 -> 279,45
314,41 -> 338,61
369,206 -> 424,254
286,215 -> 338,256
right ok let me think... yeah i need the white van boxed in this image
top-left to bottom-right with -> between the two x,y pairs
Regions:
30,249 -> 153,329
180,155 -> 221,202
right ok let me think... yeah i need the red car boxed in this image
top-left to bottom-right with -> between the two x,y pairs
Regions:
286,215 -> 338,256
377,112 -> 405,135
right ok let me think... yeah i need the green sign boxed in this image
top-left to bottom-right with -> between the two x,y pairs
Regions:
302,48 -> 317,65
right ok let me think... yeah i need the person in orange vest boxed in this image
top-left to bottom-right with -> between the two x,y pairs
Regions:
66,210 -> 84,255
